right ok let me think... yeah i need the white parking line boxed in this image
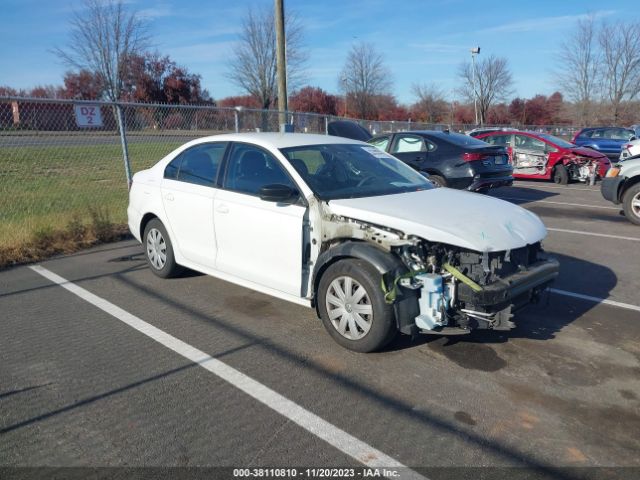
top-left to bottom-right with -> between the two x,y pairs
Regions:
550,288 -> 640,313
547,228 -> 640,242
495,196 -> 619,210
29,265 -> 427,480
514,183 -> 599,192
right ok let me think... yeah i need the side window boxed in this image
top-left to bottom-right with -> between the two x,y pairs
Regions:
514,135 -> 544,151
485,135 -> 506,146
391,135 -> 425,153
164,143 -> 226,186
369,136 -> 390,151
425,140 -> 437,152
223,144 -> 295,196
164,157 -> 180,180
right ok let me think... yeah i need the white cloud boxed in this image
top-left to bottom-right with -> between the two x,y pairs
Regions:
480,10 -> 616,34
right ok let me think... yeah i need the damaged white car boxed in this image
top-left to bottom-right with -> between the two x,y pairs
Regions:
128,133 -> 559,352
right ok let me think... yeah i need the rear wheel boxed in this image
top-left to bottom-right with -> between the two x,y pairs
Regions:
622,183 -> 640,226
143,219 -> 183,278
427,174 -> 447,188
317,259 -> 396,352
553,164 -> 569,185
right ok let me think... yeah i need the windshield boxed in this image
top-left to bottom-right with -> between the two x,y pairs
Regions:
536,133 -> 576,148
279,143 -> 434,200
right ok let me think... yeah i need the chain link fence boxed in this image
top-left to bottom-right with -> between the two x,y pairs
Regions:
0,96 -> 581,262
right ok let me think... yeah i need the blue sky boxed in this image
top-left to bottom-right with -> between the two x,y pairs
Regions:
0,0 -> 637,104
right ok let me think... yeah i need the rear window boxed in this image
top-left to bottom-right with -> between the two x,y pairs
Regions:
435,132 -> 489,147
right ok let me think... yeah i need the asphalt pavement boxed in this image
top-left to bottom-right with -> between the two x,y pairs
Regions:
1,180 -> 639,480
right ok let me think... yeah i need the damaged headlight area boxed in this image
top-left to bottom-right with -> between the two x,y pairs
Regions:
386,240 -> 560,335
567,158 -> 597,182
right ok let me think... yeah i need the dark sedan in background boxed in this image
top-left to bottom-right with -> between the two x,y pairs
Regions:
367,130 -> 513,191
572,127 -> 637,159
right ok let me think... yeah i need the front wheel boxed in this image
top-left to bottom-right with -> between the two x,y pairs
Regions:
317,259 -> 396,352
622,183 -> 640,226
143,219 -> 183,278
553,164 -> 569,185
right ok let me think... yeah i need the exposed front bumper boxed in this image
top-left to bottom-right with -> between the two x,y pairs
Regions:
601,176 -> 625,204
457,258 -> 560,308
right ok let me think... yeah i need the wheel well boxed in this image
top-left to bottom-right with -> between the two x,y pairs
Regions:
139,213 -> 158,240
311,254 -> 353,310
311,241 -> 406,309
621,176 -> 640,202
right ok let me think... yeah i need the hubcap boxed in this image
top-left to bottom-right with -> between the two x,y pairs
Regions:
632,192 -> 640,218
146,228 -> 167,270
325,276 -> 373,340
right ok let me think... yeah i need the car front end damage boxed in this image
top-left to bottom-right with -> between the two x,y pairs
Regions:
312,206 -> 559,337
387,239 -> 559,335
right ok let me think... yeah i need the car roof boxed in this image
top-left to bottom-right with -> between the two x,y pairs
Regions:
182,132 -> 365,150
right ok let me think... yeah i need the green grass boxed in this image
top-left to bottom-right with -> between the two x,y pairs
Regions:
0,141 -> 182,249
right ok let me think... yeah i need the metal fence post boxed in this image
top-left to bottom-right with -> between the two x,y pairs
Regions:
115,104 -> 132,187
325,116 -> 329,135
234,109 -> 239,133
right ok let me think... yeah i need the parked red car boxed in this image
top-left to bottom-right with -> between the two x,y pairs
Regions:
473,130 -> 610,184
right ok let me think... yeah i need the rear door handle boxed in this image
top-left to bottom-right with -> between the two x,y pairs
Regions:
164,193 -> 174,201
216,204 -> 229,214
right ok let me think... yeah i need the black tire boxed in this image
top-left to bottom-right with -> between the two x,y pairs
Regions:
317,259 -> 397,352
553,164 -> 569,185
143,218 -> 183,278
427,174 -> 447,188
622,183 -> 640,226
476,187 -> 490,194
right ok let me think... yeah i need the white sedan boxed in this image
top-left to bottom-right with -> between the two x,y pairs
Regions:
128,133 -> 559,352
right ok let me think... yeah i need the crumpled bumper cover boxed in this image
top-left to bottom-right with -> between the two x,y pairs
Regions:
457,258 -> 560,307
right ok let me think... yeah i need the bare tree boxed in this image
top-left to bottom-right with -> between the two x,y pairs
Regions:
599,21 -> 640,125
556,16 -> 599,125
227,6 -> 306,110
339,42 -> 392,119
458,55 -> 513,125
411,83 -> 448,123
53,0 -> 149,101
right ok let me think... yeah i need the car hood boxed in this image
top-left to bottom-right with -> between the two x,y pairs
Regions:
327,189 -> 547,252
570,147 -> 609,160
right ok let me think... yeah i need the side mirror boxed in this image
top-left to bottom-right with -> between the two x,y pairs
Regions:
259,184 -> 298,203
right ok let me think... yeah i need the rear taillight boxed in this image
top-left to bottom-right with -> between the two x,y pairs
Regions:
462,152 -> 489,161
625,144 -> 633,149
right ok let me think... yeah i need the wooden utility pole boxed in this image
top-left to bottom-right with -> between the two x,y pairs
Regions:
275,0 -> 288,129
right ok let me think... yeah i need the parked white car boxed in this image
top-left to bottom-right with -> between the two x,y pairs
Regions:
128,133 -> 559,352
620,138 -> 640,160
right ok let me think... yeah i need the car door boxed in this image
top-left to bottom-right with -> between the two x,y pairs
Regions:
390,134 -> 428,169
213,142 -> 306,297
161,142 -> 227,269
512,134 -> 547,174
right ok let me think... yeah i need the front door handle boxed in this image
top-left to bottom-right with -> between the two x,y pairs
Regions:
216,204 -> 229,214
164,193 -> 174,201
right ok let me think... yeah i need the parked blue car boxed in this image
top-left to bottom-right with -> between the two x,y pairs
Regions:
572,127 -> 637,159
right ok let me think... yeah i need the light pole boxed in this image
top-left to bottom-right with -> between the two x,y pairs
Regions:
470,46 -> 480,126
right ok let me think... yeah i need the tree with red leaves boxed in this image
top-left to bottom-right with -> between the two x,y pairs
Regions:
289,87 -> 338,115
62,70 -> 104,100
123,52 -> 212,104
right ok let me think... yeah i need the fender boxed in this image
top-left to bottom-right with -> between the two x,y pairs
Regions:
311,240 -> 419,334
312,240 -> 406,290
